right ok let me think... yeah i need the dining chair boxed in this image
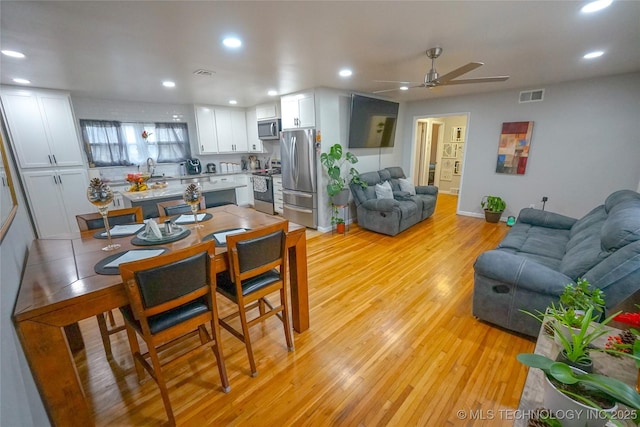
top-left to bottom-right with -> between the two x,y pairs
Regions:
216,221 -> 294,377
75,206 -> 143,357
118,241 -> 230,425
156,198 -> 206,217
76,206 -> 143,231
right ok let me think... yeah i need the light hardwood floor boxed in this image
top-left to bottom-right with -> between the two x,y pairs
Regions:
74,194 -> 535,426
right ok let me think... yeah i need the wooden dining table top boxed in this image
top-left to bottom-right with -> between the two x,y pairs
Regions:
14,204 -> 302,323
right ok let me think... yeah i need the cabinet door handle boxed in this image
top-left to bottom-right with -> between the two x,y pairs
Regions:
201,145 -> 204,151
53,175 -> 58,184
52,154 -> 58,164
58,175 -> 62,184
48,155 -> 53,165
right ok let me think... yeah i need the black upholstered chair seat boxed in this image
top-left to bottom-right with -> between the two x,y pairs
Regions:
85,213 -> 138,230
216,270 -> 280,300
119,298 -> 209,335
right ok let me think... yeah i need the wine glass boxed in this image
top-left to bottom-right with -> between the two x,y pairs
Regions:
183,183 -> 203,229
86,179 -> 121,251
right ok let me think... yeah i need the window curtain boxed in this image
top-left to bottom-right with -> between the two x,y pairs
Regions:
155,123 -> 191,162
80,119 -> 129,166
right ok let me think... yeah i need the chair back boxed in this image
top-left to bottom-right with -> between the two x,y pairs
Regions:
119,242 -> 215,322
226,222 -> 288,282
76,207 -> 143,231
157,198 -> 206,217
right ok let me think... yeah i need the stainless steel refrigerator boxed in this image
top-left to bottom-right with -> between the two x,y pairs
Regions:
280,128 -> 317,228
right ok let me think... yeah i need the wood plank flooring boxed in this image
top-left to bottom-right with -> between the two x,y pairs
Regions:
73,194 -> 535,426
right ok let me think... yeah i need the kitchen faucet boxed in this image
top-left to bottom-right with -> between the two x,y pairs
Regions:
147,157 -> 156,176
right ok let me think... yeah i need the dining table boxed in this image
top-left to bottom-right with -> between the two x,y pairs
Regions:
13,204 -> 309,426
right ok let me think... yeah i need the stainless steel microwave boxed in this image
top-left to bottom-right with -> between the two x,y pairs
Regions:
257,118 -> 281,140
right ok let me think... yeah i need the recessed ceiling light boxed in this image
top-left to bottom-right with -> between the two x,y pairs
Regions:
339,69 -> 353,77
223,37 -> 242,48
584,50 -> 604,59
268,90 -> 278,96
229,100 -> 238,105
13,78 -> 30,84
581,0 -> 613,13
162,81 -> 176,88
2,50 -> 25,58
400,86 -> 409,91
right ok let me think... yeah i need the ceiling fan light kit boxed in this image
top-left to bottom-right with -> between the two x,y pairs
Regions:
374,47 -> 510,94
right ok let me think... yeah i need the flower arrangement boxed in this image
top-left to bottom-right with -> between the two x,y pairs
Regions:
126,173 -> 150,191
605,306 -> 640,390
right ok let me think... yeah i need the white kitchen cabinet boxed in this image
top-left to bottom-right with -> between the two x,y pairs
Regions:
22,168 -> 95,237
256,103 -> 280,120
248,139 -> 263,153
215,108 -> 248,153
0,87 -> 84,169
234,174 -> 250,207
281,92 -> 315,129
194,105 -> 219,154
273,175 -> 283,214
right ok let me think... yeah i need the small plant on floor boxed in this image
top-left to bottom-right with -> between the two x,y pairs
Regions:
320,144 -> 366,197
480,195 -> 506,212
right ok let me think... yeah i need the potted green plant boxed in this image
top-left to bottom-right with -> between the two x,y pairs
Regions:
480,195 -> 505,223
559,278 -> 606,325
320,144 -> 367,225
517,353 -> 640,427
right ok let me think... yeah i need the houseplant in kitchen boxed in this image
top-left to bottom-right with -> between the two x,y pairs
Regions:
517,353 -> 640,427
480,195 -> 505,223
320,143 -> 367,225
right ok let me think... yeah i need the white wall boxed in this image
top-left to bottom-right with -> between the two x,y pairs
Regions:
0,126 -> 46,425
402,72 -> 640,219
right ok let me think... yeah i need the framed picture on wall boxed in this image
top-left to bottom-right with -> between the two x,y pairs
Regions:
443,143 -> 457,158
495,121 -> 534,175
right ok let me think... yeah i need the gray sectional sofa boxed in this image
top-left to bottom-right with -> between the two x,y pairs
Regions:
472,189 -> 640,337
349,167 -> 438,236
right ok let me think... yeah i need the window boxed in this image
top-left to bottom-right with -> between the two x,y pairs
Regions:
80,120 -> 191,167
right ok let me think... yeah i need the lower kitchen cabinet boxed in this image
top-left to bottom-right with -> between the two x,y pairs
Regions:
22,168 -> 95,237
235,174 -> 251,207
273,175 -> 283,214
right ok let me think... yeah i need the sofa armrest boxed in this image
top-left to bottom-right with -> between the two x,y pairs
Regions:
517,208 -> 577,230
361,198 -> 400,212
474,250 -> 573,296
416,185 -> 438,196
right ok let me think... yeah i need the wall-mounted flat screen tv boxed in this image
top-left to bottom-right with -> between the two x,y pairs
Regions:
348,94 -> 399,148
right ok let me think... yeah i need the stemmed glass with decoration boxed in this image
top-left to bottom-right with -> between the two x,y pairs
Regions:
86,178 -> 121,251
183,183 -> 203,229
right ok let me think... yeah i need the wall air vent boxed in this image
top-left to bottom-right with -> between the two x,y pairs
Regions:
519,89 -> 545,103
193,69 -> 216,77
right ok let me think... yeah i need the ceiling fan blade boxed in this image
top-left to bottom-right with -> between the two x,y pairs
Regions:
437,62 -> 484,84
373,80 -> 423,84
372,84 -> 425,94
440,76 -> 510,85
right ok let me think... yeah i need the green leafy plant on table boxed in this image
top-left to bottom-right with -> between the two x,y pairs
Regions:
559,277 -> 606,328
517,353 -> 640,427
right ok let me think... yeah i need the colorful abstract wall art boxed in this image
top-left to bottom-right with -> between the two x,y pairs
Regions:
495,121 -> 534,175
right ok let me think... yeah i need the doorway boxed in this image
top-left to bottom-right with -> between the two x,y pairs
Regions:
412,114 -> 468,196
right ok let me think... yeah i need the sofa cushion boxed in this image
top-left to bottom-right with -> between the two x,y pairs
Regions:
498,223 -> 570,261
398,178 -> 416,195
601,200 -> 640,251
604,189 -> 640,213
375,181 -> 393,199
560,233 -> 608,278
569,206 -> 607,240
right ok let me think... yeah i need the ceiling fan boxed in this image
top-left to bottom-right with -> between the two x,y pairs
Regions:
374,47 -> 509,93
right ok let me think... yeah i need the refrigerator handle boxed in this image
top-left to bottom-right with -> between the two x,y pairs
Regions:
292,136 -> 298,185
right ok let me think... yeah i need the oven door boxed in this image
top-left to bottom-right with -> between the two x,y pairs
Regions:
252,175 -> 274,214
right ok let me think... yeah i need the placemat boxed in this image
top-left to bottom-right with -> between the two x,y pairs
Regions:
202,228 -> 248,247
131,226 -> 191,246
171,213 -> 213,224
94,248 -> 169,275
93,223 -> 145,239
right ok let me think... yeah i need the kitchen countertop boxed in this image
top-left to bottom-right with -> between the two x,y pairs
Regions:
120,179 -> 246,202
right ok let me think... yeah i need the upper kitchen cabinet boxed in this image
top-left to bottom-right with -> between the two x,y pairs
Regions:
215,108 -> 248,153
0,87 -> 84,169
281,92 -> 315,129
256,103 -> 280,120
194,105 -> 219,154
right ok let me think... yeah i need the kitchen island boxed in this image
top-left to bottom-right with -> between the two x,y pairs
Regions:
121,178 -> 245,218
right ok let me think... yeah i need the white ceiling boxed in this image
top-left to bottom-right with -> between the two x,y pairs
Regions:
1,1 -> 639,107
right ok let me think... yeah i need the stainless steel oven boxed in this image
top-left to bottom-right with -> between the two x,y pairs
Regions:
252,173 -> 274,214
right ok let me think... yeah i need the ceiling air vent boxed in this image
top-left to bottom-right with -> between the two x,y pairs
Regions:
519,89 -> 545,103
193,69 -> 216,77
